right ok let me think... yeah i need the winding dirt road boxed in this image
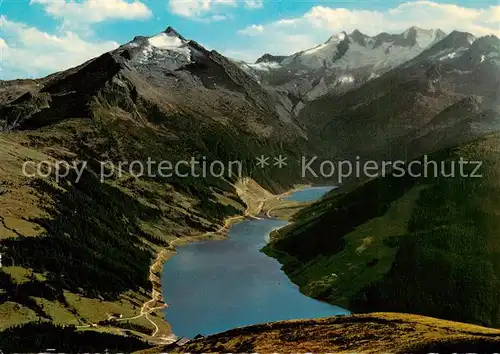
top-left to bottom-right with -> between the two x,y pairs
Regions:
78,179 -> 300,343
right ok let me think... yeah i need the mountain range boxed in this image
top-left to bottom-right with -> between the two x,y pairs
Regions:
239,27 -> 446,110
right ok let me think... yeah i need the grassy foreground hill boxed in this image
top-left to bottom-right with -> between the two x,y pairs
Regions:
265,132 -> 500,328
139,313 -> 500,353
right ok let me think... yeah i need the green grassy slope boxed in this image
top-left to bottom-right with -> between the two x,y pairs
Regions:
265,133 -> 500,328
139,313 -> 500,354
0,96 -> 299,338
0,40 -> 342,346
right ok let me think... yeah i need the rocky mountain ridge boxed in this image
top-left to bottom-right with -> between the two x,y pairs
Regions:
238,26 -> 447,113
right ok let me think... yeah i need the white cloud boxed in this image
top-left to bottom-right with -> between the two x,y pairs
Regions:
30,0 -> 152,29
209,14 -> 229,22
168,0 -> 261,20
188,12 -> 232,23
235,1 -> 500,61
300,1 -> 500,35
237,24 -> 264,36
0,16 -> 118,79
275,18 -> 300,26
244,0 -> 263,9
168,0 -> 236,18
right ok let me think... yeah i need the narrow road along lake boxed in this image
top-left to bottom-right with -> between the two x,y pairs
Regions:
161,186 -> 349,338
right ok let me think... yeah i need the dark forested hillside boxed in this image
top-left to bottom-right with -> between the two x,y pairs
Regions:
266,133 -> 500,328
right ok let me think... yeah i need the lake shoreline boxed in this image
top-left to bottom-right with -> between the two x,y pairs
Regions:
152,183 -> 312,342
160,184 -> 345,339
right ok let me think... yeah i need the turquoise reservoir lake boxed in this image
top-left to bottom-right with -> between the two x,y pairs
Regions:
161,186 -> 348,338
284,186 -> 338,202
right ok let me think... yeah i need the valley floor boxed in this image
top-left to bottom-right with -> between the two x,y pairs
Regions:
129,179 -> 313,344
142,178 -> 309,344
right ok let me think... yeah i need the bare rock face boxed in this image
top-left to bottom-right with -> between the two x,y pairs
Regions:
0,53 -> 123,130
292,30 -> 500,161
255,53 -> 287,64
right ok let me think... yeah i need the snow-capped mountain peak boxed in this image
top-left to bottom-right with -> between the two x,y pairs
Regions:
349,29 -> 370,46
163,26 -> 187,41
115,26 -> 195,69
238,27 -> 450,114
326,31 -> 347,44
148,32 -> 188,51
280,27 -> 445,71
404,26 -> 446,48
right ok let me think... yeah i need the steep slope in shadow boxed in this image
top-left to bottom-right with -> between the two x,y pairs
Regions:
265,132 -> 500,328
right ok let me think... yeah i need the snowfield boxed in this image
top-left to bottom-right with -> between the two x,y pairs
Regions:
148,33 -> 191,61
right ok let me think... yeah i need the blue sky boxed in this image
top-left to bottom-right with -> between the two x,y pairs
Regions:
1,0 -> 499,79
